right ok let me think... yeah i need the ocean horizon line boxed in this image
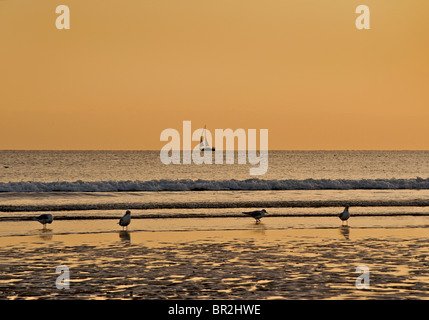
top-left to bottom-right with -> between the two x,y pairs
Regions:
1,149 -> 429,152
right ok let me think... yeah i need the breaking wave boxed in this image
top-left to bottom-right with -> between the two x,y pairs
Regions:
1,177 -> 429,192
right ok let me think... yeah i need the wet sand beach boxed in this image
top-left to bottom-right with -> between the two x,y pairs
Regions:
1,216 -> 429,300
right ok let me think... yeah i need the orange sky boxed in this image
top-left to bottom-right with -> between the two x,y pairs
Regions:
1,0 -> 428,150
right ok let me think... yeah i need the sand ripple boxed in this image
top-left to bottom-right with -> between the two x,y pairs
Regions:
1,230 -> 429,299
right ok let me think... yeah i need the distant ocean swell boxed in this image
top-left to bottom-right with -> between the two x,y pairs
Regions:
1,178 -> 429,192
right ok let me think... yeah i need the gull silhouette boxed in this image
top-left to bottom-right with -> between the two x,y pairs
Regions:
242,209 -> 267,224
338,206 -> 350,226
119,210 -> 131,230
34,214 -> 53,229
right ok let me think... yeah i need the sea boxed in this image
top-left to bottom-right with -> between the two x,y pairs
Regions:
1,150 -> 429,233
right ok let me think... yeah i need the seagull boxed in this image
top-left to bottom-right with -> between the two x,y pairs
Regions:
242,209 -> 267,224
34,214 -> 53,229
338,206 -> 350,225
119,210 -> 131,230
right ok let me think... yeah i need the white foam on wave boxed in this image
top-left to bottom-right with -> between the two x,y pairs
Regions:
1,177 -> 429,192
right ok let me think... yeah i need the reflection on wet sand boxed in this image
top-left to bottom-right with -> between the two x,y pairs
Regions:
38,229 -> 53,241
339,226 -> 350,240
1,227 -> 429,300
249,222 -> 268,236
119,231 -> 131,242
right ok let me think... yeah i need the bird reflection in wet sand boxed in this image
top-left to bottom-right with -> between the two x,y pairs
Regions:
39,229 -> 53,241
119,230 -> 131,242
250,221 -> 267,235
339,225 -> 350,239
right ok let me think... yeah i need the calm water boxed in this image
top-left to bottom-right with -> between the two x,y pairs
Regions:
1,150 -> 429,221
1,150 -> 429,182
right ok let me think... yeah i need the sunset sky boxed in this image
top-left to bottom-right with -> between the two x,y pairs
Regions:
1,0 -> 428,150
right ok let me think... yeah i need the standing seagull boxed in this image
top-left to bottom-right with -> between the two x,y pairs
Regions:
119,210 -> 131,230
338,206 -> 350,225
242,209 -> 267,224
34,214 -> 53,229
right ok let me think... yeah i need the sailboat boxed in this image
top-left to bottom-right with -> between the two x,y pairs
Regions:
199,125 -> 215,151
